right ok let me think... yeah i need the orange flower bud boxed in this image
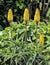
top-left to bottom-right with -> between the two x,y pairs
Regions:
23,8 -> 29,22
7,9 -> 13,22
40,34 -> 44,46
34,8 -> 40,23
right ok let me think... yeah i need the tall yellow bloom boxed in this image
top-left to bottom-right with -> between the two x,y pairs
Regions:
23,8 -> 29,23
7,9 -> 13,22
34,8 -> 40,23
40,34 -> 44,46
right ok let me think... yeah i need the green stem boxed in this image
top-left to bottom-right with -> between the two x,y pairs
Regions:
25,24 -> 27,43
36,21 -> 38,43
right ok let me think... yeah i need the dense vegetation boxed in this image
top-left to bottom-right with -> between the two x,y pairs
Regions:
0,21 -> 50,65
0,0 -> 50,65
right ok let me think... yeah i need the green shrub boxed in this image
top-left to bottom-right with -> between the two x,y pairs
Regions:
0,21 -> 50,65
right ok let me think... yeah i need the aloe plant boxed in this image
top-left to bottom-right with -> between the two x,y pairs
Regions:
0,21 -> 50,65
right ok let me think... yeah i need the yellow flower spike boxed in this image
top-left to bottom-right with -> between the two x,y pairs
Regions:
7,9 -> 13,22
40,34 -> 44,46
34,8 -> 40,23
23,8 -> 29,23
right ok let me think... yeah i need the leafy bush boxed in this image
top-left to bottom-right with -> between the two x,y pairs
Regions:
0,21 -> 50,65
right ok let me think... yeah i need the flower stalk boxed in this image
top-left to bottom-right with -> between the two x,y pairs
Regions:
23,8 -> 29,42
34,8 -> 40,41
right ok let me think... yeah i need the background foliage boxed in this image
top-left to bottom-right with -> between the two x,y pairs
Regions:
0,0 -> 50,30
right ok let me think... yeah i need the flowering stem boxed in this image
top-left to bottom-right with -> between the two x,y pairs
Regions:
36,21 -> 38,43
24,21 -> 28,43
25,24 -> 27,42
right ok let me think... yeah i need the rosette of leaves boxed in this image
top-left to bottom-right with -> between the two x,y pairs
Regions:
0,22 -> 50,65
